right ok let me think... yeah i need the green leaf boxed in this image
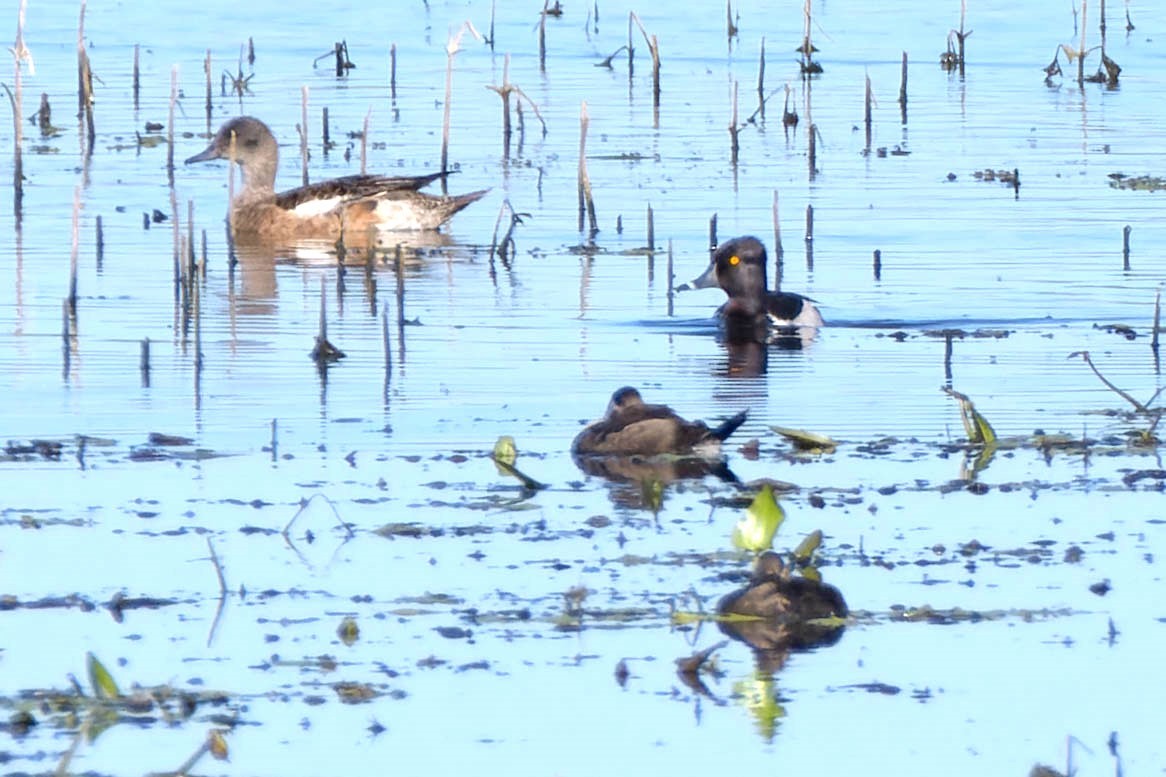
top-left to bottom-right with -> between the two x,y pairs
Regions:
770,426 -> 837,453
793,529 -> 823,561
492,436 -> 517,467
731,485 -> 785,552
86,652 -> 120,700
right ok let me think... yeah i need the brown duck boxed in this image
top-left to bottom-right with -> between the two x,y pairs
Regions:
186,116 -> 487,241
571,386 -> 747,457
716,551 -> 848,654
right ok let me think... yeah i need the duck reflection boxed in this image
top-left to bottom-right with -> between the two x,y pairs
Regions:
228,231 -> 460,311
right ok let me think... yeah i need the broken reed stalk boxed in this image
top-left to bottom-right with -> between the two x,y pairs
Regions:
709,212 -> 718,250
627,12 -> 635,78
808,122 -> 817,176
1122,224 -> 1131,270
1078,0 -> 1088,85
77,0 -> 94,157
300,86 -> 309,186
10,0 -> 29,227
95,214 -> 103,267
873,248 -> 882,280
361,108 -> 370,175
729,80 -> 739,165
382,302 -> 391,376
805,203 -> 814,270
646,204 -> 654,251
577,101 -> 598,235
1153,290 -> 1160,352
170,185 -> 180,303
140,337 -> 150,387
488,0 -> 496,50
539,1 -> 548,71
666,239 -> 674,316
322,107 -> 330,151
863,72 -> 872,153
167,66 -> 177,187
68,186 -> 81,322
132,43 -> 140,110
772,190 -> 783,288
203,50 -> 212,128
899,51 -> 908,123
389,43 -> 397,101
186,199 -> 195,278
629,12 -> 661,110
441,23 -> 482,173
757,37 -> 766,118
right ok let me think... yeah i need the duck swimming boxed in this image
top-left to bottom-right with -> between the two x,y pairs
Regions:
571,386 -> 747,457
185,116 -> 487,241
680,236 -> 823,340
717,551 -> 848,622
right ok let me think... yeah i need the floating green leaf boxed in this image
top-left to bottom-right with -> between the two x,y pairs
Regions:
793,529 -> 823,561
731,485 -> 785,552
86,652 -> 120,700
337,616 -> 360,646
771,426 -> 837,453
492,436 -> 517,467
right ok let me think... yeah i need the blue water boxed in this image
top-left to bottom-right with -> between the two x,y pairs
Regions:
2,1 -> 1165,775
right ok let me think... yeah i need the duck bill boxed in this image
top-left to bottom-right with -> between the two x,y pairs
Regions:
184,144 -> 223,165
675,259 -> 718,292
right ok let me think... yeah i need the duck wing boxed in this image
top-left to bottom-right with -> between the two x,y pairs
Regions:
274,172 -> 451,210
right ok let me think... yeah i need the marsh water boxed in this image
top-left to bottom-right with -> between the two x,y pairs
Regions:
3,0 -> 1166,774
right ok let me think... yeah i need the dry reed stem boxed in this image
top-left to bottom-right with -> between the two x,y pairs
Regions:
167,66 -> 177,187
629,12 -> 661,107
68,186 -> 81,321
729,80 -> 739,165
9,0 -> 32,226
808,122 -> 817,176
203,50 -> 212,128
361,108 -> 371,175
863,72 -> 872,152
577,101 -> 597,235
666,240 -> 674,316
1153,290 -> 1160,352
77,0 -> 94,156
772,190 -> 783,287
300,86 -> 309,186
442,21 -> 483,173
709,213 -> 717,250
646,204 -> 654,251
539,1 -> 548,70
140,337 -> 150,387
1078,0 -> 1088,85
382,303 -> 391,376
132,43 -> 139,109
757,36 -> 766,112
389,43 -> 397,100
95,214 -> 103,266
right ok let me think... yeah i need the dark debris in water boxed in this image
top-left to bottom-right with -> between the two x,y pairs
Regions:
1107,172 -> 1166,192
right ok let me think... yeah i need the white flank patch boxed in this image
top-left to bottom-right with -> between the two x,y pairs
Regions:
292,196 -> 343,218
372,199 -> 432,230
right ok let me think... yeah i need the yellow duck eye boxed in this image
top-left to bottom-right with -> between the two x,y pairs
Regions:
728,255 -> 740,266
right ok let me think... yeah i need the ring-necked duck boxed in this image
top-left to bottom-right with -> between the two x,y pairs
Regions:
571,386 -> 747,457
680,236 -> 823,335
186,116 -> 487,240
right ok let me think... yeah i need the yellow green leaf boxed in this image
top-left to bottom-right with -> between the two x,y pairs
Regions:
86,652 -> 120,700
492,436 -> 517,467
731,485 -> 785,552
770,426 -> 837,453
793,529 -> 823,561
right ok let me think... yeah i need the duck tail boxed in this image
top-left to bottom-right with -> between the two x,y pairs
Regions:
710,409 -> 748,442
